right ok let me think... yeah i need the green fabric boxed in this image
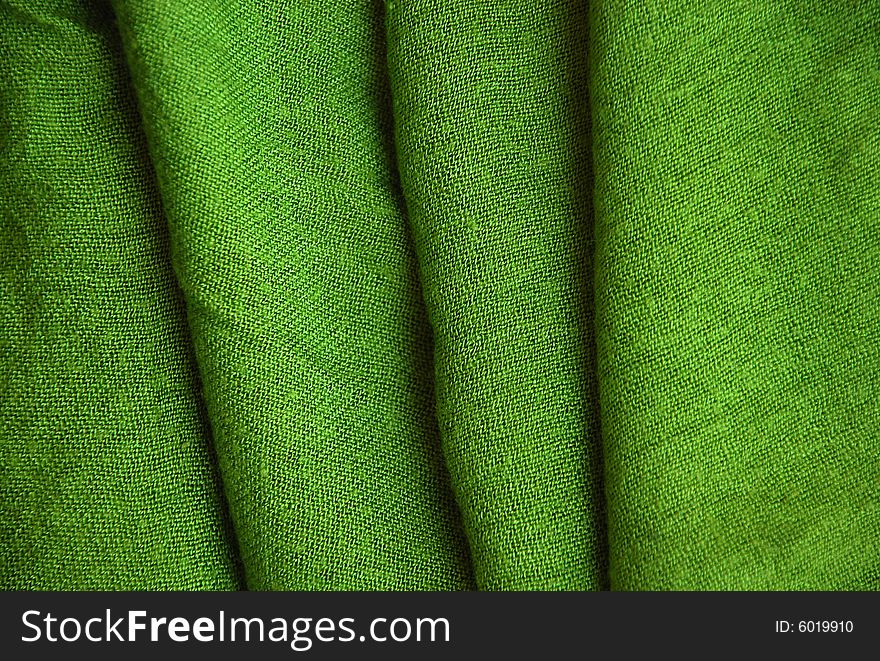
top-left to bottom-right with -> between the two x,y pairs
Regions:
387,1 -> 605,590
0,1 -> 241,589
592,0 -> 880,589
1,0 -> 878,591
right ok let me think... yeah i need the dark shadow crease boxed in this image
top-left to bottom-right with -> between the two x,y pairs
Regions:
567,0 -> 611,591
106,4 -> 248,590
368,0 -> 478,589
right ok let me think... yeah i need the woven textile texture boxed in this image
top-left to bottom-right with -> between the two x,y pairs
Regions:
1,0 -> 878,590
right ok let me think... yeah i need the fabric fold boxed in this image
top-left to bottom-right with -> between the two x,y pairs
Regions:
386,0 -> 606,589
111,0 -> 474,589
0,0 -> 241,589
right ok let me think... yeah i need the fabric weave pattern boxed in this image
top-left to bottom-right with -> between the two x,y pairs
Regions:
1,0 -> 878,591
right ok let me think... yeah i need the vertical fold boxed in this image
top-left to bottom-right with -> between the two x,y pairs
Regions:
387,1 -> 606,589
591,0 -> 880,589
111,0 -> 474,589
0,0 -> 241,589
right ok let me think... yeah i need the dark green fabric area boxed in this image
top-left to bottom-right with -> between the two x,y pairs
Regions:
2,0 -> 879,591
0,1 -> 242,589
